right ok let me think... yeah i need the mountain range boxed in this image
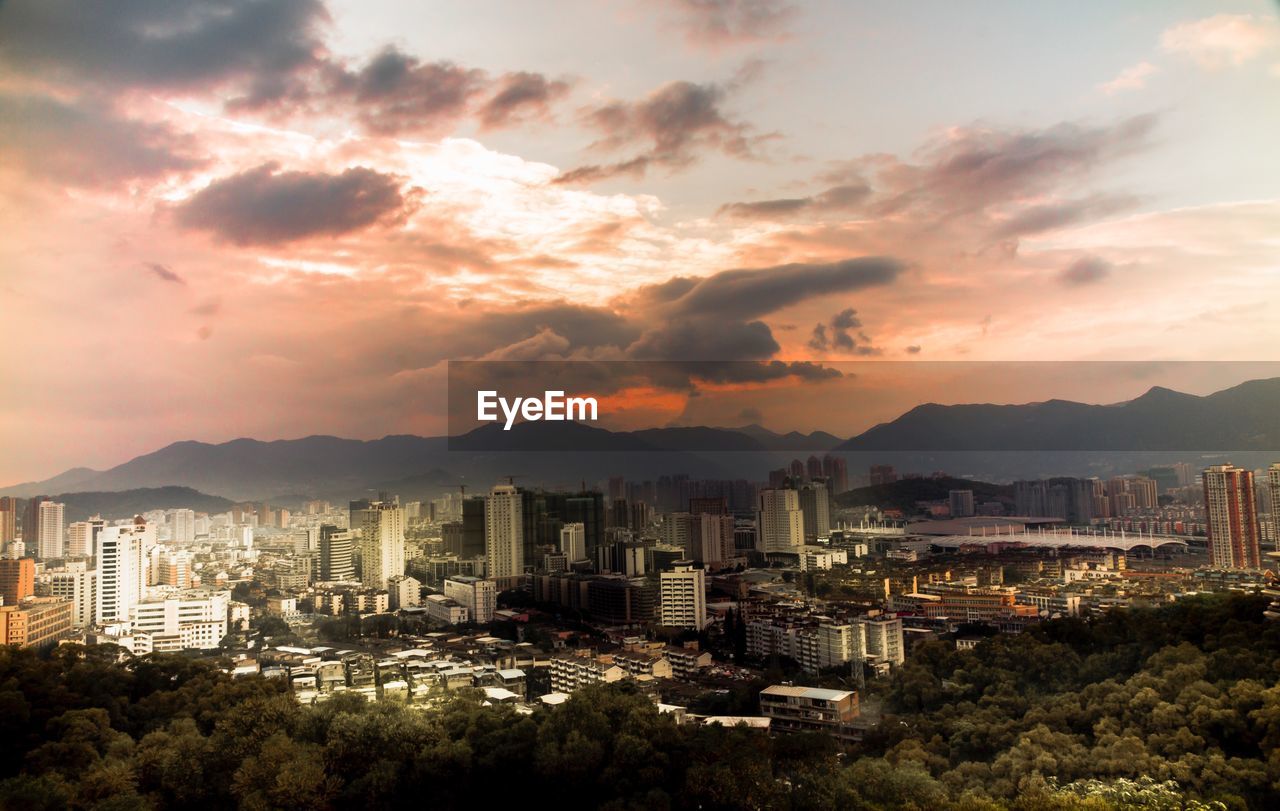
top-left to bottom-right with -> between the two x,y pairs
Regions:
5,378 -> 1279,503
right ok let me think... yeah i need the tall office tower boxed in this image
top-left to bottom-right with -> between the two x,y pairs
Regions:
560,522 -> 586,562
319,525 -> 356,581
0,558 -> 35,606
0,497 -> 16,543
46,561 -> 96,627
757,488 -> 804,553
1202,465 -> 1262,570
822,455 -> 849,495
359,502 -> 405,589
37,501 -> 65,559
348,499 -> 373,533
788,459 -> 806,481
460,497 -> 487,558
798,480 -> 831,541
659,561 -> 707,630
1270,464 -> 1280,550
694,513 -> 735,565
628,501 -> 652,533
96,523 -> 151,623
171,509 -> 196,544
485,485 -> 524,579
660,512 -> 694,557
768,468 -> 788,489
806,455 -> 824,482
949,489 -> 976,518
22,496 -> 47,549
869,465 -> 897,486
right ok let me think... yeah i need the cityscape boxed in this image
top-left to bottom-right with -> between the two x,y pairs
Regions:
2,1 -> 1279,809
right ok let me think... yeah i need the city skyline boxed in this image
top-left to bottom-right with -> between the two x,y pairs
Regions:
2,1 -> 1278,483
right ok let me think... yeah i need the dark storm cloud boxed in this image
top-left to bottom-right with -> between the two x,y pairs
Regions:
0,0 -> 327,92
719,182 -> 871,218
0,94 -> 203,187
806,308 -> 880,355
144,263 -> 185,285
173,163 -> 407,245
628,319 -> 780,360
1058,256 -> 1113,286
556,80 -> 761,182
662,257 -> 903,320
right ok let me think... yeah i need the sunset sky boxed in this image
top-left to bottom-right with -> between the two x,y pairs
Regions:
2,1 -> 1279,485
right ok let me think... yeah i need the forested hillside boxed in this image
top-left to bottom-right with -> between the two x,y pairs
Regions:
1,594 -> 1276,810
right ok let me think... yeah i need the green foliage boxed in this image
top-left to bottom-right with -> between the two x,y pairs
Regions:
0,595 -> 1277,809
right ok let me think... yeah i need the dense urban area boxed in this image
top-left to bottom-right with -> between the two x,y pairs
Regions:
1,457 -> 1279,807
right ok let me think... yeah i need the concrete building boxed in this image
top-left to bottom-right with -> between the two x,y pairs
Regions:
319,525 -> 355,581
0,598 -> 74,647
37,501 -> 65,560
560,522 -> 585,562
0,558 -> 35,606
360,502 -> 406,589
130,590 -> 230,651
759,685 -> 859,741
443,575 -> 496,624
0,497 -> 16,543
97,523 -> 151,623
389,575 -> 422,609
44,561 -> 96,627
171,509 -> 196,544
798,480 -> 831,541
485,485 -> 524,579
659,561 -> 707,630
1203,464 -> 1262,569
757,488 -> 803,553
949,490 -> 976,518
424,594 -> 469,625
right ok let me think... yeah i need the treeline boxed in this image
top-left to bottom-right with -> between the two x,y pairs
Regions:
0,594 -> 1276,809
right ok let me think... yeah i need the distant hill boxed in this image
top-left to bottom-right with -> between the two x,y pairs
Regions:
54,487 -> 236,523
834,476 -> 1013,513
836,377 -> 1280,452
731,424 -> 844,451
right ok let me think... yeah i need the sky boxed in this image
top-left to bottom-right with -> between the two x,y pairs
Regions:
1,0 -> 1279,485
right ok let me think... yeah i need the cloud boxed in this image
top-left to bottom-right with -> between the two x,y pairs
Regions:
1099,61 -> 1159,94
657,257 -> 903,320
1161,14 -> 1278,70
173,163 -> 409,245
479,72 -> 572,129
0,94 -> 202,187
0,0 -> 328,93
990,194 -> 1137,238
905,345 -> 922,354
322,47 -> 488,136
806,308 -> 880,355
144,263 -> 185,285
1058,256 -> 1112,286
719,182 -> 871,218
556,79 -> 763,182
658,0 -> 797,48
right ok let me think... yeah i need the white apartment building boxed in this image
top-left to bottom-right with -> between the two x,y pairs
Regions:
130,589 -> 230,651
96,523 -> 151,623
659,561 -> 707,630
443,575 -> 496,624
360,502 -> 406,589
485,485 -> 523,579
757,489 -> 803,553
43,561 -> 97,627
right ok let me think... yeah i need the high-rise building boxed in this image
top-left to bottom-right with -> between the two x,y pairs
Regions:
694,513 -> 734,565
319,525 -> 356,581
1269,464 -> 1280,550
0,497 -> 17,543
757,488 -> 804,553
97,523 -> 150,623
869,465 -> 897,486
21,496 -> 47,549
359,502 -> 405,589
130,590 -> 230,651
659,561 -> 707,630
1202,465 -> 1262,570
560,522 -> 586,562
44,561 -> 96,627
0,558 -> 35,606
949,490 -> 976,518
485,485 -> 524,579
660,512 -> 693,557
171,509 -> 196,544
806,456 -> 824,482
37,501 -> 65,559
798,480 -> 831,541
67,522 -> 92,558
822,455 -> 849,495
